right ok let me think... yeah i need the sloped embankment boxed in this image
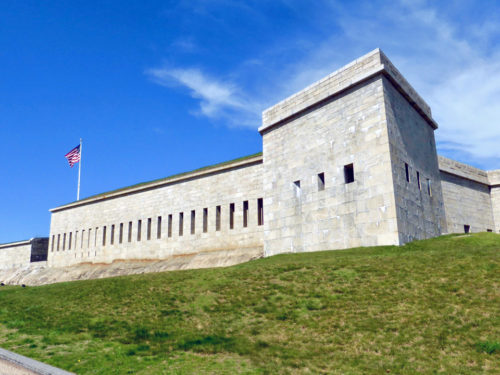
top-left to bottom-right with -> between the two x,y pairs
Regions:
0,247 -> 263,286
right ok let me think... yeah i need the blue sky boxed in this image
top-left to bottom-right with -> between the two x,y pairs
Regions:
1,0 -> 499,243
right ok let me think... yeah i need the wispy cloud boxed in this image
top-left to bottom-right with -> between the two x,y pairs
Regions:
146,67 -> 260,127
147,0 -> 500,168
269,0 -> 500,168
387,0 -> 500,168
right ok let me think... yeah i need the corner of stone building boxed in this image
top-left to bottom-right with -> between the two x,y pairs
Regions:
376,81 -> 403,247
380,75 -> 446,245
488,170 -> 500,233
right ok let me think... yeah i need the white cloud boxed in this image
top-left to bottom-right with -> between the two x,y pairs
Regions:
146,67 -> 260,127
271,0 -> 500,168
389,1 -> 500,168
147,0 -> 500,167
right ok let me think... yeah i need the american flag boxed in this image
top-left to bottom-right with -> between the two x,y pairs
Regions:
65,145 -> 81,167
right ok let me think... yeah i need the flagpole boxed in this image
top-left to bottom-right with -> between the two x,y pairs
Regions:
77,138 -> 82,201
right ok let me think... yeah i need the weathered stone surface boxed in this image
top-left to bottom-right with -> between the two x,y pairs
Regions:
0,247 -> 262,286
48,157 -> 264,267
384,76 -> 446,243
0,240 -> 32,270
262,75 -> 399,256
2,48 -> 499,282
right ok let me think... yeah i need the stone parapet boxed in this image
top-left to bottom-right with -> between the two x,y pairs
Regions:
0,240 -> 32,271
488,170 -> 500,186
438,156 -> 490,185
260,48 -> 436,133
51,153 -> 263,213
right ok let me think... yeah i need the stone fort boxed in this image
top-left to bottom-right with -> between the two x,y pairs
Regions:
2,49 -> 500,275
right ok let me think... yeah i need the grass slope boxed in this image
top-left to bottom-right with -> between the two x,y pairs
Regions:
0,233 -> 499,374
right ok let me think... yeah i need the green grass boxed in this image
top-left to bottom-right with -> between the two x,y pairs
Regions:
0,233 -> 499,374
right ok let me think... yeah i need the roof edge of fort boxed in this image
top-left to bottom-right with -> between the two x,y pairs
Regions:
259,48 -> 438,134
50,153 -> 263,213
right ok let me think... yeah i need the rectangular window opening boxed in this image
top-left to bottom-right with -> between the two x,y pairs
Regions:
344,164 -> 355,184
318,173 -> 325,191
147,218 -> 152,240
157,216 -> 162,239
417,171 -> 421,190
427,179 -> 432,196
243,201 -> 249,228
257,198 -> 264,226
229,203 -> 235,230
81,230 -> 84,249
88,228 -> 92,248
191,210 -> 196,235
51,235 -> 55,252
168,214 -> 172,238
75,231 -> 78,250
405,163 -> 410,183
57,234 -> 60,251
203,208 -> 208,233
111,225 -> 115,245
464,225 -> 470,234
95,227 -> 98,246
102,226 -> 107,246
137,220 -> 142,241
293,180 -> 301,197
63,233 -> 66,251
216,205 -> 221,231
68,232 -> 72,250
119,223 -> 123,244
128,221 -> 132,242
179,212 -> 184,236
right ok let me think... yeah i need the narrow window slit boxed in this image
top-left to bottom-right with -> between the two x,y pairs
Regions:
243,201 -> 249,228
168,214 -> 172,238
294,180 -> 301,197
147,218 -> 152,240
344,164 -> 354,184
203,208 -> 208,233
179,213 -> 184,236
318,173 -> 325,191
191,210 -> 196,234
229,203 -> 235,230
258,198 -> 264,226
216,206 -> 221,231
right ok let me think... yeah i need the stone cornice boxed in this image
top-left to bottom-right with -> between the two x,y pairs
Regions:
50,154 -> 263,213
259,48 -> 437,134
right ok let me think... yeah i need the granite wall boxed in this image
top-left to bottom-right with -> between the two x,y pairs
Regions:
0,240 -> 34,270
48,156 -> 264,267
438,156 -> 496,233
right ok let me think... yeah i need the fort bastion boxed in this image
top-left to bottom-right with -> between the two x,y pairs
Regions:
1,49 -> 499,278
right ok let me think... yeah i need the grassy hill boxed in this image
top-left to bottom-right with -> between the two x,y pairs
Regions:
0,233 -> 499,374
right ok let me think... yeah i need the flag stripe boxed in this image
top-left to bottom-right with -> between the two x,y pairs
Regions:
65,145 -> 81,167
